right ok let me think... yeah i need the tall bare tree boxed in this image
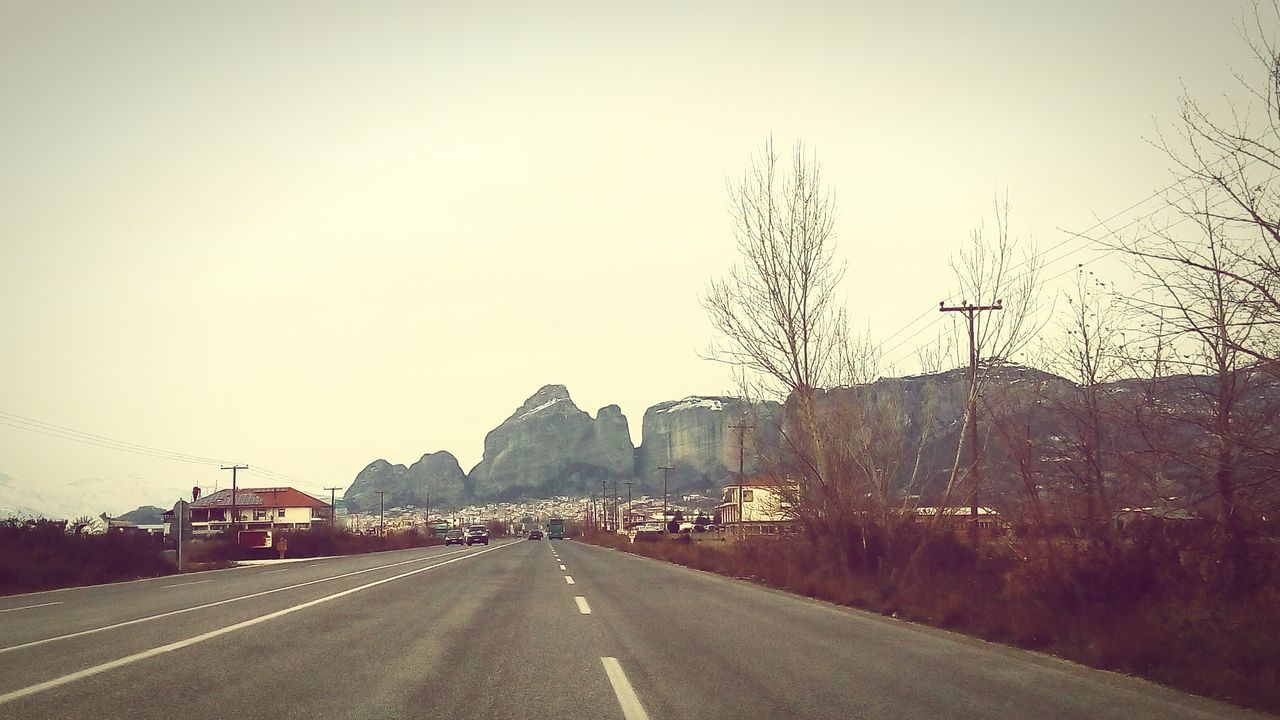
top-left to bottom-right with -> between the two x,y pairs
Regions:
930,196 -> 1045,545
705,139 -> 891,563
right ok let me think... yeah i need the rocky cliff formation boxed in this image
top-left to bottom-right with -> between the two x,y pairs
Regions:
466,385 -> 635,500
345,451 -> 467,513
635,396 -> 783,494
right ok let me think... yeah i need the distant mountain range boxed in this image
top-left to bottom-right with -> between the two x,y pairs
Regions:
344,383 -> 783,512
0,471 -> 189,521
346,367 -> 1276,514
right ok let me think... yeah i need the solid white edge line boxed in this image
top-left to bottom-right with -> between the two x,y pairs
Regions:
564,576 -> 575,585
0,543 -> 511,706
0,602 -> 63,614
574,596 -> 591,614
601,657 -> 651,720
0,545 -> 479,655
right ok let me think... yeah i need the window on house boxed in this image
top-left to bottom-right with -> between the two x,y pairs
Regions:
277,508 -> 286,518
742,490 -> 754,503
253,509 -> 267,521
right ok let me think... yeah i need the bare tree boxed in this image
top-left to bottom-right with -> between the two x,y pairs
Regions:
1119,187 -> 1272,593
1141,1 -> 1280,364
704,137 -> 845,399
930,196 -> 1045,546
1038,268 -> 1128,540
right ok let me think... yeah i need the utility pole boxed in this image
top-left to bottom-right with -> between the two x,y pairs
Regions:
375,491 -> 387,537
611,481 -> 619,533
729,421 -> 754,537
325,487 -> 342,529
600,481 -> 608,531
657,465 -> 674,531
424,492 -> 430,533
623,481 -> 635,530
940,299 -> 1003,549
221,465 -> 248,531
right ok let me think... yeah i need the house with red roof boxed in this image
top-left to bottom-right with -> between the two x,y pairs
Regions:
171,487 -> 332,536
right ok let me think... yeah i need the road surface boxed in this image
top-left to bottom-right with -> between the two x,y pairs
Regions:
0,538 -> 1266,719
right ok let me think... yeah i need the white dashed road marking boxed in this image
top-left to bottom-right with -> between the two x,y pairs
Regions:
564,576 -> 575,585
160,580 -> 211,589
574,596 -> 592,614
559,564 -> 566,571
0,602 -> 62,614
601,657 -> 651,720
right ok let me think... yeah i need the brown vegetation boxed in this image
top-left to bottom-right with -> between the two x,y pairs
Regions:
0,519 -> 174,595
582,528 -> 1280,714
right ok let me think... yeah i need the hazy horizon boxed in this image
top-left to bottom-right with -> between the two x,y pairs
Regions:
1,0 -> 1262,503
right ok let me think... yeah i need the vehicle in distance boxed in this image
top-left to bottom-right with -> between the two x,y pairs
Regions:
529,529 -> 543,540
547,517 -> 565,539
444,528 -> 464,546
465,524 -> 490,546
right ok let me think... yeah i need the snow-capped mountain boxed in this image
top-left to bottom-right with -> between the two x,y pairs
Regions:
0,470 -> 190,520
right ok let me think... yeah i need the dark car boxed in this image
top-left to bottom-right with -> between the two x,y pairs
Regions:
529,530 -> 543,540
444,528 -> 465,546
465,524 -> 490,546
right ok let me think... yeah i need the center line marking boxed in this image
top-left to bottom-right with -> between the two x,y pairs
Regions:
559,564 -> 566,571
160,580 -> 211,588
574,596 -> 591,614
601,657 -> 651,720
0,543 -> 512,706
564,576 -> 575,585
0,602 -> 63,614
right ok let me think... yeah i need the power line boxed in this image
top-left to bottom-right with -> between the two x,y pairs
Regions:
876,182 -> 1178,352
880,192 -> 1239,370
874,163 -> 1261,371
0,408 -> 327,494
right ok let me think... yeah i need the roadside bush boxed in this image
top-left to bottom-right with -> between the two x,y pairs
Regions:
579,525 -> 1280,714
0,518 -> 174,595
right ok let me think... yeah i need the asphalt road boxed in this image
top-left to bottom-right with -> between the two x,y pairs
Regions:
0,538 -> 1268,719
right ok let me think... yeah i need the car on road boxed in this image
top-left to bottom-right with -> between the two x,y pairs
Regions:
444,528 -> 465,546
465,524 -> 490,546
529,530 -> 543,540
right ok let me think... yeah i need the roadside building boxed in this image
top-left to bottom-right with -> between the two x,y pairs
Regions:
718,477 -> 800,536
165,487 -> 331,537
909,506 -> 1005,537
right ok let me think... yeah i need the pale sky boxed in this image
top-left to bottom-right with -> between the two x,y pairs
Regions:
0,0 -> 1262,503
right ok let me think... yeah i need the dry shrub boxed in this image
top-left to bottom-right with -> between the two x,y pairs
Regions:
579,525 -> 1280,714
0,518 -> 174,595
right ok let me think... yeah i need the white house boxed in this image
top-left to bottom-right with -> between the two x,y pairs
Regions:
718,477 -> 799,535
169,487 -> 331,536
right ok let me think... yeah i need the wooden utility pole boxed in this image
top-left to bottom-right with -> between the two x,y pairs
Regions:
221,465 -> 248,531
940,299 -> 1002,549
375,491 -> 387,537
623,481 -> 635,529
325,487 -> 342,528
729,421 -> 754,537
657,465 -> 674,531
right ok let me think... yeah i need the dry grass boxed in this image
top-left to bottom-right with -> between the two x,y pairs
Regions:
580,527 -> 1280,714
